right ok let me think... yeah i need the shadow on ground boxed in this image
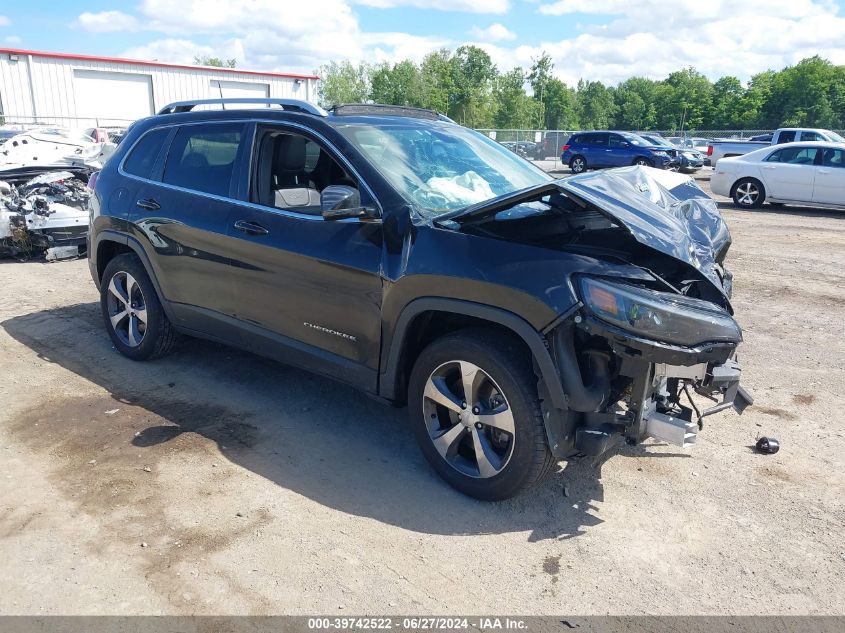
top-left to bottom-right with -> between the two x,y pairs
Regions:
3,302 -> 684,541
716,200 -> 845,219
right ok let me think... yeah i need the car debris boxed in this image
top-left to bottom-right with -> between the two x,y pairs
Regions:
0,127 -> 117,183
0,171 -> 90,260
755,436 -> 780,454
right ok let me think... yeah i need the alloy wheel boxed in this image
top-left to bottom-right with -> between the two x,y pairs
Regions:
735,182 -> 759,206
571,158 -> 585,173
422,360 -> 515,479
106,271 -> 148,347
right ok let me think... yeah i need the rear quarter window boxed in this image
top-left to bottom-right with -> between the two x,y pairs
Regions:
162,124 -> 243,196
123,127 -> 170,179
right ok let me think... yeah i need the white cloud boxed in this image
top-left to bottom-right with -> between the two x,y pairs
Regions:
109,0 -> 460,73
354,0 -> 509,13
4,35 -> 22,45
538,0 -> 828,18
362,32 -> 451,64
76,10 -> 139,33
470,23 -> 517,42
74,0 -> 845,85
527,0 -> 845,84
0,15 -> 10,26
121,38 -> 246,66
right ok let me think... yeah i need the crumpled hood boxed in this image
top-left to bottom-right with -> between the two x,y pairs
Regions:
559,166 -> 732,299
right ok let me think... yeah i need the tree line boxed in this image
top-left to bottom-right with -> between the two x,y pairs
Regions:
317,48 -> 845,132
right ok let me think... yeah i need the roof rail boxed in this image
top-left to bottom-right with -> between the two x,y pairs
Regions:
157,98 -> 328,117
330,103 -> 451,121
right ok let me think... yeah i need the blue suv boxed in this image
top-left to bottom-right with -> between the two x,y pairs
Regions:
562,131 -> 676,173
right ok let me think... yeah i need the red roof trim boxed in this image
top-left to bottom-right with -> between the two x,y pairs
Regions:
0,47 -> 320,80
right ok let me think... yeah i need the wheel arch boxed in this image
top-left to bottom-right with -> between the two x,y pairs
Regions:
93,231 -> 176,323
379,298 -> 567,411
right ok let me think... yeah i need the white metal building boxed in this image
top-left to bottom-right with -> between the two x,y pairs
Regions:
0,47 -> 319,127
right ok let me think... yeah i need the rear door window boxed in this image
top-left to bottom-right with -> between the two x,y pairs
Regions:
123,127 -> 170,179
162,123 -> 244,197
765,147 -> 818,164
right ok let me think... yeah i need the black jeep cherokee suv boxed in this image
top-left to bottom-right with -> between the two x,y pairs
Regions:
88,98 -> 752,500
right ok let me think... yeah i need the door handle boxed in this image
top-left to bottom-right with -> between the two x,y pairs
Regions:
136,198 -> 161,211
233,220 -> 270,236
762,166 -> 777,170
818,168 -> 831,174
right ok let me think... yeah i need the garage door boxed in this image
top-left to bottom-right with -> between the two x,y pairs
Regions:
210,80 -> 270,106
73,70 -> 154,124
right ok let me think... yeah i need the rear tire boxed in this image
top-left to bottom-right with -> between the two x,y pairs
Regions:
408,328 -> 555,501
100,253 -> 177,361
732,178 -> 765,209
569,156 -> 587,174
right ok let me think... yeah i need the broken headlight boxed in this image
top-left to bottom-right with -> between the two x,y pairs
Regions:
578,276 -> 742,347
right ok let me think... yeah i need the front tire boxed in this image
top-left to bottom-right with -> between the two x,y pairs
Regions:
408,328 -> 555,501
100,253 -> 177,361
633,157 -> 651,167
732,178 -> 765,209
569,156 -> 587,174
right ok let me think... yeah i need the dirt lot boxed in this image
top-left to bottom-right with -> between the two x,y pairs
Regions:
0,176 -> 843,615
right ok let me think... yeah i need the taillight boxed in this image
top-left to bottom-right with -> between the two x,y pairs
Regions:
707,145 -> 713,156
562,144 -> 570,152
87,171 -> 99,191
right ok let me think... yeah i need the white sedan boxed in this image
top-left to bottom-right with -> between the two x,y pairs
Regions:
710,141 -> 845,209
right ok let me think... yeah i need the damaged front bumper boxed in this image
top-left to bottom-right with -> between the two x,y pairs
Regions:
638,358 -> 754,448
543,313 -> 754,459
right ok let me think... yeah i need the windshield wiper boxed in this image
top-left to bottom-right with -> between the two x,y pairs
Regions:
434,181 -> 565,225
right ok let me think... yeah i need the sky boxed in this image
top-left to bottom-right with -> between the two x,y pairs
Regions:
2,0 -> 845,85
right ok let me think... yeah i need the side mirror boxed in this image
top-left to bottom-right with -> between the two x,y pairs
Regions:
320,185 -> 378,221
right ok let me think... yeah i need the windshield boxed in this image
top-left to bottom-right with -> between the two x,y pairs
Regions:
640,135 -> 673,148
621,132 -> 652,146
335,120 -> 552,216
827,130 -> 845,143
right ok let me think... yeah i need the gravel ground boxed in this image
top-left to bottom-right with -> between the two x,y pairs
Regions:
0,175 -> 843,615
